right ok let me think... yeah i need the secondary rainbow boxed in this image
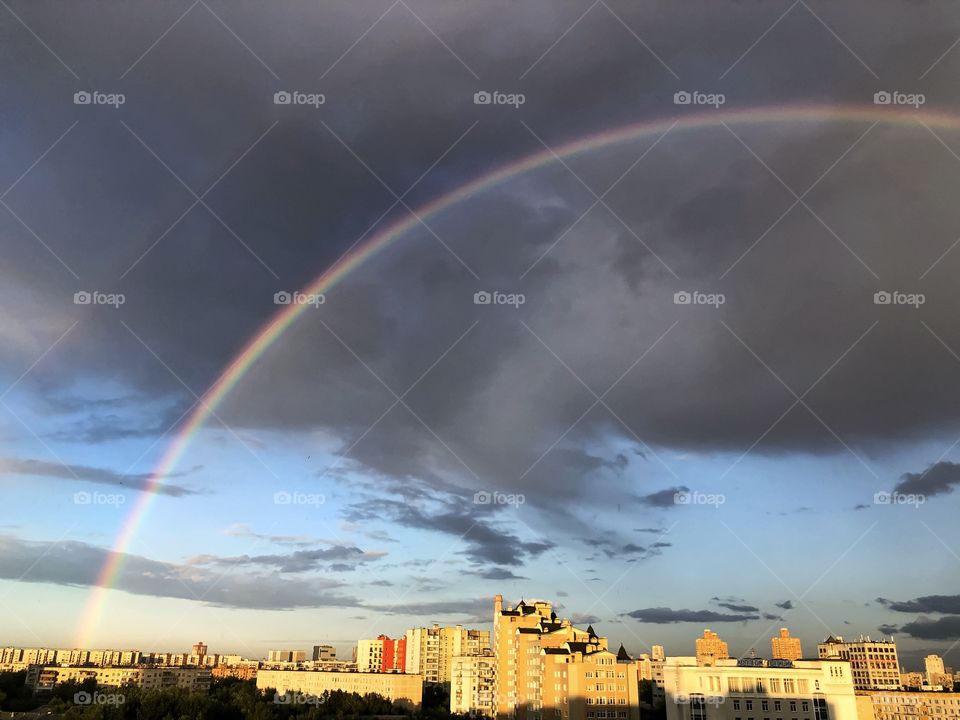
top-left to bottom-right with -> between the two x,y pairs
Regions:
75,102 -> 960,646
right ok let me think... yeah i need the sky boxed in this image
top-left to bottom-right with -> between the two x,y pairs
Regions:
2,0 -> 960,671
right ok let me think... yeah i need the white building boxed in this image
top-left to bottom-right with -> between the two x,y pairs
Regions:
817,637 -> 900,691
663,657 -> 857,720
450,652 -> 495,717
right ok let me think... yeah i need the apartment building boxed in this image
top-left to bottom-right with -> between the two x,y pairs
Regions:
818,637 -> 900,690
492,594 -> 641,720
256,669 -> 423,709
696,632 -> 730,667
268,650 -> 307,663
855,691 -> 960,720
451,651 -> 496,717
663,657 -> 856,720
357,635 -> 406,673
32,666 -> 212,692
772,630 -> 803,662
405,624 -> 490,683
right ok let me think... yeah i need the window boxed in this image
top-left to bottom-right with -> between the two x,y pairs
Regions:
774,701 -> 782,711
813,698 -> 829,720
734,701 -> 741,710
762,701 -> 769,711
801,703 -> 809,713
789,702 -> 797,712
690,696 -> 707,720
746,701 -> 754,711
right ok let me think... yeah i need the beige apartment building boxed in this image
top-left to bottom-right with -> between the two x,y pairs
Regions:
32,666 -> 212,692
663,657 -> 856,720
405,624 -> 491,684
772,629 -> 803,662
256,670 -> 423,709
492,595 -> 641,720
855,691 -> 960,720
696,632 -> 730,667
451,651 -> 497,717
818,637 -> 900,690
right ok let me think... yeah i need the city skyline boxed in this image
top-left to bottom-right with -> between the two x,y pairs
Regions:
3,0 -> 960,680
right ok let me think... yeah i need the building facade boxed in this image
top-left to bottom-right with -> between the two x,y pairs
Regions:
313,645 -> 336,662
405,624 -> 490,684
696,632 -> 730,667
357,635 -> 406,673
268,650 -> 307,663
32,666 -> 212,692
492,595 -> 641,720
817,637 -> 900,691
256,670 -> 423,709
772,630 -> 803,662
451,651 -> 496,717
663,657 -> 856,720
855,690 -> 960,720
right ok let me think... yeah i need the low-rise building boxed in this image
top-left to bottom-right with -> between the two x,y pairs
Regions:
855,690 -> 960,720
663,657 -> 856,720
256,670 -> 423,709
32,666 -> 212,692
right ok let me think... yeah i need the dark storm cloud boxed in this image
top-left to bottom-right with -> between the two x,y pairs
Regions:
626,607 -> 760,624
638,487 -> 687,508
776,600 -> 794,610
0,456 -> 198,497
8,0 -> 960,564
344,495 -> 554,567
877,595 -> 960,614
715,601 -> 760,613
878,624 -> 899,635
0,533 -> 359,610
894,462 -> 960,499
187,545 -> 385,573
474,568 -> 527,580
368,597 -> 493,624
897,616 -> 960,640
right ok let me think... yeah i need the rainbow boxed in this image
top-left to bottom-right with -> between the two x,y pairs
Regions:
75,102 -> 960,646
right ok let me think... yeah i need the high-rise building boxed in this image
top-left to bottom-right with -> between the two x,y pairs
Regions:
357,635 -> 407,673
405,624 -> 490,684
652,646 -> 665,662
817,636 -> 899,690
192,642 -> 208,658
926,655 -> 946,680
695,631 -> 729,667
312,645 -> 336,662
772,628 -> 803,661
492,594 -> 641,720
855,690 -> 960,720
663,657 -> 856,720
450,650 -> 496,717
